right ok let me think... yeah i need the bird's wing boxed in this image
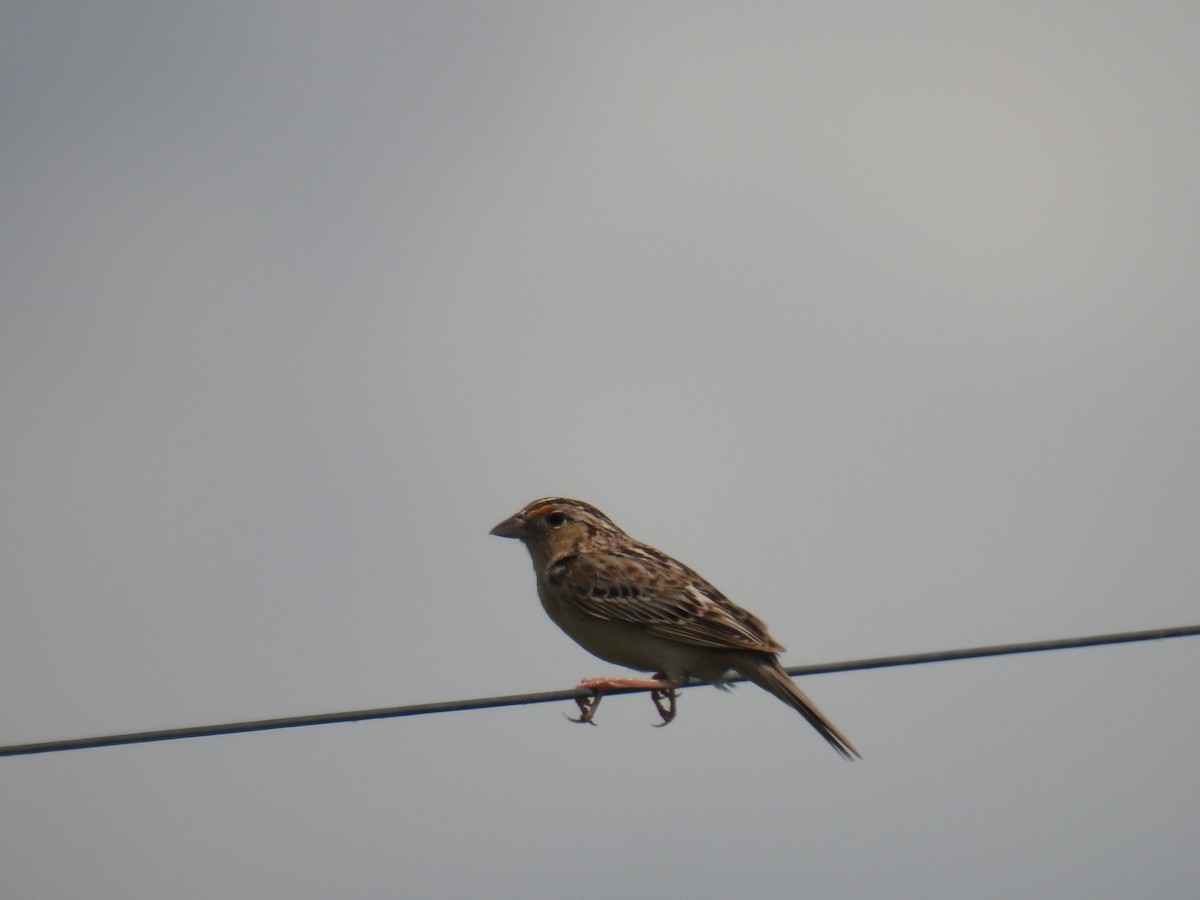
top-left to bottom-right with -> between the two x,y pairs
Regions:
546,545 -> 785,654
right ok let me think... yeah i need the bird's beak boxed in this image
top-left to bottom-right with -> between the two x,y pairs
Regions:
489,514 -> 529,539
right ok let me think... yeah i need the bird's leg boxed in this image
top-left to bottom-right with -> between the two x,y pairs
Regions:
567,676 -> 681,726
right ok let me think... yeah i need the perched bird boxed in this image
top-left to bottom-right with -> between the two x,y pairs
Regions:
490,497 -> 860,759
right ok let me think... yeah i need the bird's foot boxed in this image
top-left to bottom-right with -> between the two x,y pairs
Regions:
567,683 -> 602,725
649,686 -> 678,727
566,676 -> 681,726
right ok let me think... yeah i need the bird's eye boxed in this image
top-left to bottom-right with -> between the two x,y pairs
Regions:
545,511 -> 567,528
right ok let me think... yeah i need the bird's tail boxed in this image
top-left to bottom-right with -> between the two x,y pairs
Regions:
736,656 -> 862,760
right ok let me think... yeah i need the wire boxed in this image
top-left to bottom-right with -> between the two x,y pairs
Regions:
2,623 -> 1197,758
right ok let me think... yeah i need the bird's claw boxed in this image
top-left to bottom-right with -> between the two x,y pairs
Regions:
565,677 -> 679,726
567,692 -> 601,725
650,687 -> 677,727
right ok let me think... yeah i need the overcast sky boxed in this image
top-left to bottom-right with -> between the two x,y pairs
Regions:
3,3 -> 1199,898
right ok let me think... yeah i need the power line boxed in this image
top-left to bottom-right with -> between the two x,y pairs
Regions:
2,623 -> 1197,758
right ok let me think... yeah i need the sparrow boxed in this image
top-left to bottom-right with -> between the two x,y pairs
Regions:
490,497 -> 860,759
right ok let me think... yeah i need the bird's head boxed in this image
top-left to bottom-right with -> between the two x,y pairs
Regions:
490,497 -> 624,564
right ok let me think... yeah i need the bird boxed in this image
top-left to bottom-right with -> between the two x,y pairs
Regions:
490,497 -> 860,759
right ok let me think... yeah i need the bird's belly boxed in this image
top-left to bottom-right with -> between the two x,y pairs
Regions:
538,589 -> 729,681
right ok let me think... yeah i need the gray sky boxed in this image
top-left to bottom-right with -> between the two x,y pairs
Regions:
3,3 -> 1199,898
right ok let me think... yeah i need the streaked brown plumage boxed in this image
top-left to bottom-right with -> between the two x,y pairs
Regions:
490,497 -> 860,759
